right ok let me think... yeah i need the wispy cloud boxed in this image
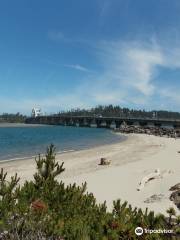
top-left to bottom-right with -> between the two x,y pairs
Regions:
48,30 -> 65,41
64,64 -> 90,72
4,37 -> 180,114
124,45 -> 163,95
95,40 -> 163,96
77,38 -> 180,109
47,30 -> 86,45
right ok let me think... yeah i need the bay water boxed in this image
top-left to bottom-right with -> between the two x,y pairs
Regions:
0,124 -> 125,161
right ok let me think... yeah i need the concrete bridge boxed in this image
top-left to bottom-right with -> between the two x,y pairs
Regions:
25,115 -> 180,129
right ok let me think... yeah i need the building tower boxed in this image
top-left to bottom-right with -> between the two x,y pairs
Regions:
31,108 -> 42,118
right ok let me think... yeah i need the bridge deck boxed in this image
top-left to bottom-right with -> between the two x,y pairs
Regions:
26,115 -> 180,128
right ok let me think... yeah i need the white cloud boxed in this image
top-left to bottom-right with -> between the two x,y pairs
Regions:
40,38 -> 180,112
95,40 -> 164,96
125,47 -> 163,95
74,38 -> 180,109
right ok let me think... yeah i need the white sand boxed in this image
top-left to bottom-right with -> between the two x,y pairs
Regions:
1,133 -> 180,215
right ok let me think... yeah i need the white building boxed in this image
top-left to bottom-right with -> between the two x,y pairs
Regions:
31,108 -> 42,118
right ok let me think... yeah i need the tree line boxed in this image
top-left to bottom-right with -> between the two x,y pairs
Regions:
0,113 -> 26,123
56,105 -> 180,119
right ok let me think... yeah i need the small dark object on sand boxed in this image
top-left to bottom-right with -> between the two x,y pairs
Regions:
99,157 -> 111,166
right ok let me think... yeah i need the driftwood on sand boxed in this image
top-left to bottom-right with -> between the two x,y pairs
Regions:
137,169 -> 161,191
99,157 -> 111,166
169,183 -> 180,191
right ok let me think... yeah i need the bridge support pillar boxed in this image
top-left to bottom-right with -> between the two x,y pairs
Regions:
90,123 -> 97,128
133,121 -> 140,127
110,121 -> 116,129
100,121 -> 107,127
147,122 -> 155,128
90,119 -> 97,128
82,119 -> 88,127
75,121 -> 80,127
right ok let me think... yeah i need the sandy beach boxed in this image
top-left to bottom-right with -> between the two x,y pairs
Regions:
1,133 -> 180,216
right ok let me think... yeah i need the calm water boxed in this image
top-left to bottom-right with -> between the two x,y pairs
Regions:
0,125 -> 125,161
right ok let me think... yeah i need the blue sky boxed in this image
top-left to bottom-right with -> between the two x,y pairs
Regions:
1,0 -> 180,114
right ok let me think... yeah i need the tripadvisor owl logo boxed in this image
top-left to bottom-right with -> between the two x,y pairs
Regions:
135,227 -> 143,236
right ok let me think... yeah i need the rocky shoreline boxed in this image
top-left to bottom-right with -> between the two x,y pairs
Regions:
114,122 -> 180,138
